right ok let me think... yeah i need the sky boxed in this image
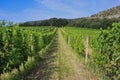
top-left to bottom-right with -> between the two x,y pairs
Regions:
0,0 -> 120,23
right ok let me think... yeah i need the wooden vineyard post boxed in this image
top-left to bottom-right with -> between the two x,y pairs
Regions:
85,36 -> 89,63
68,35 -> 70,44
30,33 -> 34,54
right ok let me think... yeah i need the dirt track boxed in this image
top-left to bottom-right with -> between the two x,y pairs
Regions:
23,29 -> 100,80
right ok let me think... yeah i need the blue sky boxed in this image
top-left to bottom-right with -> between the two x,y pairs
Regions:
0,0 -> 120,22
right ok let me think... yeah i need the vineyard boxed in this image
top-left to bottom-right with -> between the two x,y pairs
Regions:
0,26 -> 56,79
61,22 -> 120,80
0,22 -> 120,80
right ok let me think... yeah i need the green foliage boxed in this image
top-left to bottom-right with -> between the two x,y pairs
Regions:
20,18 -> 68,27
95,22 -> 120,79
67,18 -> 120,29
62,27 -> 100,57
0,20 -> 6,27
62,24 -> 120,79
8,22 -> 13,27
0,26 -> 56,74
49,18 -> 68,27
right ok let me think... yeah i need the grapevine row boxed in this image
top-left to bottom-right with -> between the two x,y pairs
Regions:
61,22 -> 120,79
0,26 -> 56,74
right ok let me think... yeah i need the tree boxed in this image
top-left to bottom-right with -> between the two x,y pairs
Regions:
49,18 -> 58,26
8,22 -> 13,27
0,20 -> 6,27
49,18 -> 68,27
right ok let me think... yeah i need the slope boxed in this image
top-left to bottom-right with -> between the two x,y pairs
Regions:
91,5 -> 120,18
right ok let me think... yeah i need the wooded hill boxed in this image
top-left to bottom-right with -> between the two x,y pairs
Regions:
19,5 -> 120,29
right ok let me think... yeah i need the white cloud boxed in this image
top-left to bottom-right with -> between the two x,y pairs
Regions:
0,0 -> 88,22
5,0 -> 87,22
0,9 -> 7,16
35,0 -> 86,17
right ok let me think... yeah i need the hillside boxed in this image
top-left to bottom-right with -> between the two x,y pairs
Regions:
90,5 -> 120,18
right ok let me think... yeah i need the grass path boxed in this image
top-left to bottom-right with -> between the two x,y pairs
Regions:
24,29 -> 100,80
24,31 -> 59,80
